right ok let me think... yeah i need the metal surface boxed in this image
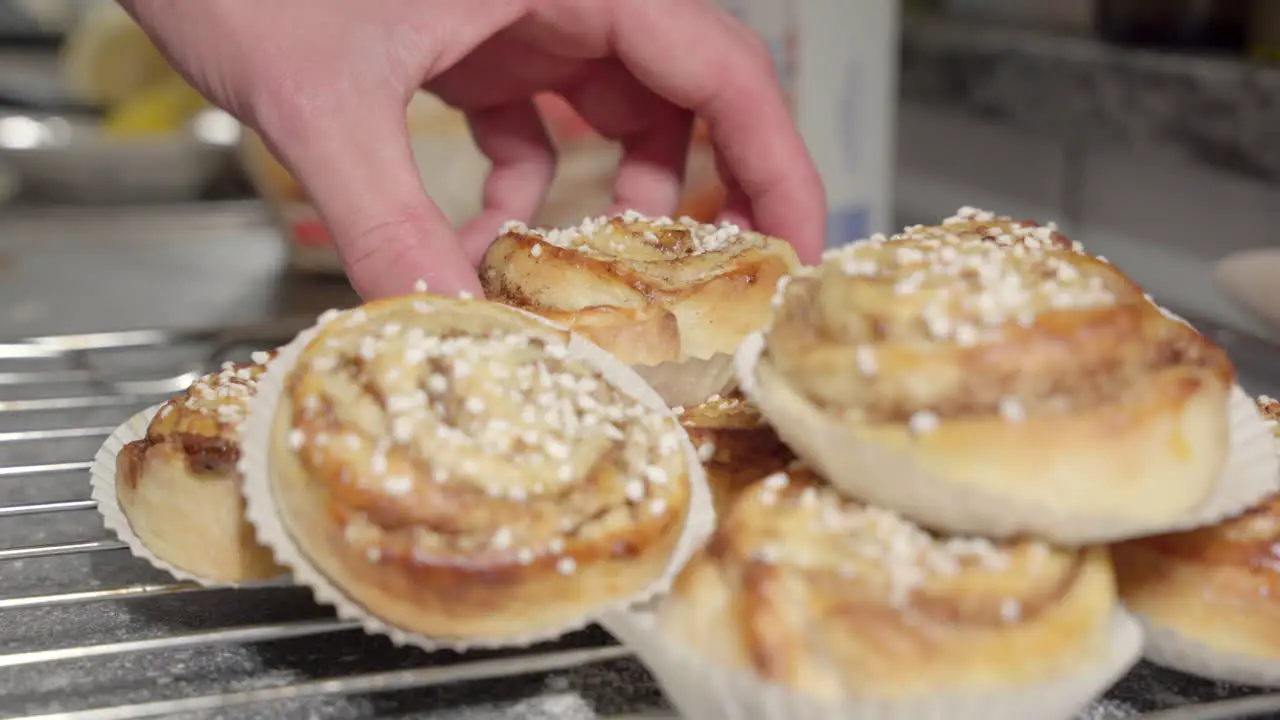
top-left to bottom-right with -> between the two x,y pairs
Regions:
0,109 -> 239,205
0,202 -> 1277,717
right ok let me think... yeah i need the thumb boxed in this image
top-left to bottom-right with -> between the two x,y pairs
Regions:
261,101 -> 482,300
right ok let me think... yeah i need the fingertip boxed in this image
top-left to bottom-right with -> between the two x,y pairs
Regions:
457,211 -> 512,268
338,212 -> 482,301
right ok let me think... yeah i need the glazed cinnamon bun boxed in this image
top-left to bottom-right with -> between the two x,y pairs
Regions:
742,208 -> 1234,540
480,211 -> 800,405
658,465 -> 1121,700
1112,395 -> 1280,670
115,354 -> 284,582
267,294 -> 699,639
678,393 -> 793,517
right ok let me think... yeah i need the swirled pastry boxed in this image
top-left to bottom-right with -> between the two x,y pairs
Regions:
480,212 -> 800,368
1111,396 -> 1280,663
658,465 -> 1118,700
269,294 -> 696,639
678,393 -> 794,517
116,354 -> 284,582
747,208 -> 1234,537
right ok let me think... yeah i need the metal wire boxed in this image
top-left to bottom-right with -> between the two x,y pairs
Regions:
0,319 -> 632,718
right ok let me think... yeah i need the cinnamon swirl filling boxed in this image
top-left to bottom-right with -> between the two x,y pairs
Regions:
706,467 -> 1081,628
282,298 -> 691,577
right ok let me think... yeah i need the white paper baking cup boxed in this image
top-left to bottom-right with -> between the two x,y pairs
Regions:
736,332 -> 1278,545
633,352 -> 737,409
239,302 -> 716,652
1135,613 -> 1280,687
602,605 -> 1143,720
90,404 -> 290,588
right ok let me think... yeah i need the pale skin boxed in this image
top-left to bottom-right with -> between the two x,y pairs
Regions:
118,0 -> 827,299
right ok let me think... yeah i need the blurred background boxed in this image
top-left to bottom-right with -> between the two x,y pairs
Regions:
0,0 -> 1276,344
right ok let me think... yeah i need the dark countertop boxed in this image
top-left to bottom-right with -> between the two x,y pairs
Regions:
900,17 -> 1280,182
0,201 -> 1277,718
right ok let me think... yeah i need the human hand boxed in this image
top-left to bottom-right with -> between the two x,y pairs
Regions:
119,0 -> 827,299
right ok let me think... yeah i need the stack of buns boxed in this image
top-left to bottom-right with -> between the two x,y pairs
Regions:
94,208 -> 1279,718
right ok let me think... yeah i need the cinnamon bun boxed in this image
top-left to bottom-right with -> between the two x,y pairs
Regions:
115,355 -> 284,582
267,294 -> 698,640
678,393 -> 793,517
480,211 -> 800,405
743,208 -> 1234,539
658,465 -> 1121,700
1111,395 -> 1280,669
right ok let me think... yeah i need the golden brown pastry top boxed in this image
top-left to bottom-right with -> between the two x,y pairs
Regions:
676,393 -> 764,431
681,465 -> 1074,616
283,294 -> 691,574
126,352 -> 275,480
1122,493 -> 1280,574
764,208 -> 1234,425
677,393 -> 793,507
480,212 -> 800,361
1118,394 -> 1280,574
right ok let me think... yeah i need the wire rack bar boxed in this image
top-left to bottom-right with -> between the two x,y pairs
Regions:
0,618 -> 361,669
0,427 -> 114,443
0,461 -> 94,478
0,396 -> 159,413
0,499 -> 96,517
0,539 -> 125,561
0,582 -> 201,611
11,644 -> 634,720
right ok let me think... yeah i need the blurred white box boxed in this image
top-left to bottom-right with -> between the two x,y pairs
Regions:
720,0 -> 901,246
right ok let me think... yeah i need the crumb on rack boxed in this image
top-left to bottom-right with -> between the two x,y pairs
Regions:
752,470 -> 1034,614
291,301 -> 688,574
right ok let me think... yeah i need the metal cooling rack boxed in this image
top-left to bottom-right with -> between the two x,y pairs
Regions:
0,319 -> 663,720
4,312 -> 1280,719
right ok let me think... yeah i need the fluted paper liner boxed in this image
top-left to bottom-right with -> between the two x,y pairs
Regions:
90,404 -> 291,588
736,332 -> 1278,545
1135,613 -> 1280,687
602,605 -> 1143,720
239,303 -> 716,652
633,351 -> 737,408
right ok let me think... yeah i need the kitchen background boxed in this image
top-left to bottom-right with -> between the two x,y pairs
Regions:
0,0 -> 1277,340
1,2 -> 1280,717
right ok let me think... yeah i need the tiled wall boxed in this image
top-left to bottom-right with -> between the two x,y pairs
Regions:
894,102 -> 1279,338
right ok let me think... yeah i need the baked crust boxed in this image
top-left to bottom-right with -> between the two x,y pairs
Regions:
115,354 -> 284,582
756,207 -> 1234,522
480,212 -> 800,365
678,393 -> 794,517
270,293 -> 694,639
659,466 -> 1117,700
1111,396 -> 1280,661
